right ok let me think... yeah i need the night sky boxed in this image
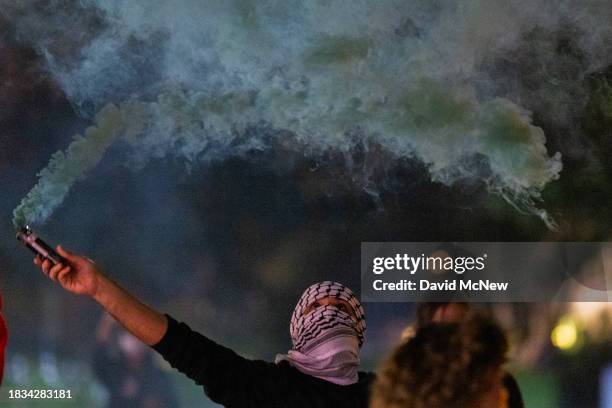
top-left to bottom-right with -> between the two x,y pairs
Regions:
1,2 -> 612,406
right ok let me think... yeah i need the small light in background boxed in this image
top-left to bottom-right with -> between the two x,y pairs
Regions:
551,316 -> 579,351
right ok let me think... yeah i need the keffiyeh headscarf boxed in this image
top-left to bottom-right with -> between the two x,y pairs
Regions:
275,281 -> 366,385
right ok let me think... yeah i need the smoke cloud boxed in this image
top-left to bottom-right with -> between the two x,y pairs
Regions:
9,0 -> 611,229
12,104 -> 124,228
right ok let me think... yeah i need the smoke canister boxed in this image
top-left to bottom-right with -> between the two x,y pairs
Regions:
16,227 -> 67,265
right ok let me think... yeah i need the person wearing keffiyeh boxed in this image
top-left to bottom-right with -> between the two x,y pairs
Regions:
276,281 -> 367,385
34,247 -> 374,408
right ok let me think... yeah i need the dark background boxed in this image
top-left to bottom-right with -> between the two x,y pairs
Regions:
1,2 -> 612,407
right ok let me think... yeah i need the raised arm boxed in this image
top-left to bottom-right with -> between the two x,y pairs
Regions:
35,246 -> 167,345
34,246 -> 282,407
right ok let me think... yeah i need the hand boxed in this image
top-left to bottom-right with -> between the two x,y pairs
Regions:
34,246 -> 101,297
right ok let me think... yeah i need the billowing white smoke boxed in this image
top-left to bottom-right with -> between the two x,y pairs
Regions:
12,0 -> 611,229
12,104 -> 124,228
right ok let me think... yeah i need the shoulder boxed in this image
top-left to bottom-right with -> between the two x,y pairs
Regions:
277,362 -> 376,389
503,372 -> 525,408
359,371 -> 377,383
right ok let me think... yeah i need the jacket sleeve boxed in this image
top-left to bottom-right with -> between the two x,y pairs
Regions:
151,314 -> 280,405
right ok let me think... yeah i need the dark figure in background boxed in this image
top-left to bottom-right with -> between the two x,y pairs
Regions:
0,290 -> 7,385
411,303 -> 525,408
92,313 -> 178,408
371,314 -> 509,408
35,247 -> 373,408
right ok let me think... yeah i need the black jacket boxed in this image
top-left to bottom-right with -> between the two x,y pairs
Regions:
152,315 -> 375,408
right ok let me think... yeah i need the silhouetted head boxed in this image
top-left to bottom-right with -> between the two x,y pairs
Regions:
372,315 -> 508,408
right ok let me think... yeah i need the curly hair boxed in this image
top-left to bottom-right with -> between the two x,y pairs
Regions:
415,302 -> 470,327
371,315 -> 508,408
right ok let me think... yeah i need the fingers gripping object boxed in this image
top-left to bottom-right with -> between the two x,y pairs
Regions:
16,226 -> 67,265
